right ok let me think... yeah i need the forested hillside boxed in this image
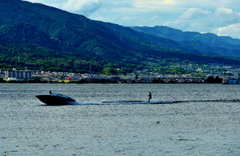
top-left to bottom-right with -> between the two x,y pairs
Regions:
0,0 -> 240,73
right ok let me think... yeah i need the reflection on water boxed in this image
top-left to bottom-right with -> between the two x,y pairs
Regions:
0,84 -> 240,155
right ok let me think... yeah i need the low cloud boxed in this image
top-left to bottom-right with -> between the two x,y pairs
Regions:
60,0 -> 101,15
25,0 -> 101,15
164,7 -> 240,38
180,8 -> 211,20
133,0 -> 178,11
149,15 -> 161,21
215,7 -> 233,15
24,0 -> 66,5
213,23 -> 240,39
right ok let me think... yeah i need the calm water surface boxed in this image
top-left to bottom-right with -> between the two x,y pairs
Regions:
0,84 -> 239,155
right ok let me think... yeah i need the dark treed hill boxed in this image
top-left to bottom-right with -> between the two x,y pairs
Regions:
0,23 -> 59,50
0,39 -> 110,72
0,0 -> 240,73
0,0 -> 138,62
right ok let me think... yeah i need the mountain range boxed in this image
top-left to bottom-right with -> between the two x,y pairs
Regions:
131,26 -> 240,57
0,0 -> 240,72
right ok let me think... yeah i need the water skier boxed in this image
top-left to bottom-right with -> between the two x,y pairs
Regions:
148,92 -> 152,102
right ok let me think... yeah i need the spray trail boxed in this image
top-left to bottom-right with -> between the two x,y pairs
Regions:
67,99 -> 240,105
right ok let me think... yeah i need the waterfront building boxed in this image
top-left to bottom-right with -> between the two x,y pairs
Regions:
6,70 -> 15,78
6,70 -> 32,80
23,71 -> 32,79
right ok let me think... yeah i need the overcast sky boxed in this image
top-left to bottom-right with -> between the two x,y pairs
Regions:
25,0 -> 240,39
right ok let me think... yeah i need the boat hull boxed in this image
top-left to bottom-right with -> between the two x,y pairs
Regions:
35,95 -> 75,105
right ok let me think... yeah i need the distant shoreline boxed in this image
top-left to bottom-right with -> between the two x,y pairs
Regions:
0,81 -> 223,84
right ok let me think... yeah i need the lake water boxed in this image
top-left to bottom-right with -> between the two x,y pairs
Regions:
0,84 -> 239,155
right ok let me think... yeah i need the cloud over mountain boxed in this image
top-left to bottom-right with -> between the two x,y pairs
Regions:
164,7 -> 240,37
60,0 -> 101,14
179,8 -> 211,20
24,0 -> 240,39
26,0 -> 101,15
213,23 -> 240,39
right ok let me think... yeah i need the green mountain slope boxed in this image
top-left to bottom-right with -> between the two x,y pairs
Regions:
0,22 -> 59,50
0,39 -> 107,72
0,0 -> 240,73
0,0 -> 138,62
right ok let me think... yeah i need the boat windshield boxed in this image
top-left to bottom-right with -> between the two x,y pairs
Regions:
51,93 -> 75,100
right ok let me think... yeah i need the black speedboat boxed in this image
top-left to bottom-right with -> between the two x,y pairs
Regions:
35,92 -> 76,105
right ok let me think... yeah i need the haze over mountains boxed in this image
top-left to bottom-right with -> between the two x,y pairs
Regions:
131,26 -> 240,56
0,0 -> 240,72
